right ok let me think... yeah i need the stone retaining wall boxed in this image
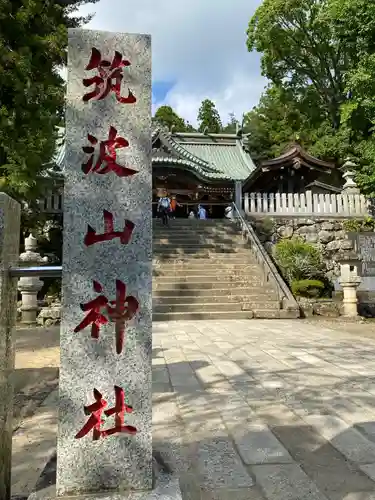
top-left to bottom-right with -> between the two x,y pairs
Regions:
249,216 -> 354,281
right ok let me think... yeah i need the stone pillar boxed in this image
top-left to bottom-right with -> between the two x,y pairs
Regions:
18,234 -> 48,325
0,193 -> 21,500
338,251 -> 362,317
57,29 -> 155,498
234,181 -> 242,211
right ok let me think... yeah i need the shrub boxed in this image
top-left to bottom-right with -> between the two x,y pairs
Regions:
273,237 -> 325,284
291,279 -> 325,298
343,216 -> 375,233
259,217 -> 275,237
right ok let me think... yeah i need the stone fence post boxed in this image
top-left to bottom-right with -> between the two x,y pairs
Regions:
18,234 -> 48,325
0,193 -> 21,500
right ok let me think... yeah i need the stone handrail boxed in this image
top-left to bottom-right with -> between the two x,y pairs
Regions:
231,202 -> 299,311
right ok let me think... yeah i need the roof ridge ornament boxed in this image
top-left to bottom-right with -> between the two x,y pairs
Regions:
236,122 -> 242,136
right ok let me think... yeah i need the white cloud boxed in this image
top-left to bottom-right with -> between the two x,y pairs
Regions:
77,0 -> 266,126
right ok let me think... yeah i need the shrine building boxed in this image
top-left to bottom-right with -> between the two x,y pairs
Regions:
242,143 -> 343,195
42,125 -> 256,218
41,128 -> 349,217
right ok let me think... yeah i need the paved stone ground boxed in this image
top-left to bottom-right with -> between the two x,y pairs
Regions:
11,320 -> 375,499
153,320 -> 375,500
13,326 -> 59,431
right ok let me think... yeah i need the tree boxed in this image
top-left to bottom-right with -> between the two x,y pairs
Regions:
197,99 -> 222,133
0,0 -> 97,202
246,0 -> 352,131
245,0 -> 375,194
243,85 -> 309,159
222,113 -> 239,134
153,105 -> 193,132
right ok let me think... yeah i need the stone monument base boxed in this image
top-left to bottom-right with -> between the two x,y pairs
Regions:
27,454 -> 182,500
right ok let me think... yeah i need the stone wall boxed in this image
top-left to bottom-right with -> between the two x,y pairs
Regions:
249,216 -> 354,281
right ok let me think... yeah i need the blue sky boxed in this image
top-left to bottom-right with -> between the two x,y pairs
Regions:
78,0 -> 266,126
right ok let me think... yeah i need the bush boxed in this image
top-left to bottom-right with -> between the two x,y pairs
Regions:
273,237 -> 325,284
291,279 -> 325,298
259,217 -> 275,237
343,216 -> 375,232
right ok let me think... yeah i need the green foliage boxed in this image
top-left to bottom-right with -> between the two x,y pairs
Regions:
273,237 -> 325,283
197,99 -> 222,133
247,0 -> 346,130
153,105 -> 195,132
44,279 -> 62,300
222,113 -> 239,134
342,216 -> 375,232
245,0 -> 375,194
0,0 -> 97,202
256,217 -> 276,238
243,85 -> 313,160
291,279 -> 325,298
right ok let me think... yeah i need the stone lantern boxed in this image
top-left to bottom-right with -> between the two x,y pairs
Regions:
337,250 -> 362,317
341,158 -> 360,194
18,234 -> 48,325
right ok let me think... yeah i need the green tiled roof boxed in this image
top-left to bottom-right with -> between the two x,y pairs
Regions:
52,125 -> 256,182
176,140 -> 255,180
153,127 -> 256,181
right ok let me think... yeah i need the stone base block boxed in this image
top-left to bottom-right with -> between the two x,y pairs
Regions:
29,474 -> 181,500
27,455 -> 182,500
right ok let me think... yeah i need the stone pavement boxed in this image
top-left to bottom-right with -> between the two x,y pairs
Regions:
12,320 -> 375,499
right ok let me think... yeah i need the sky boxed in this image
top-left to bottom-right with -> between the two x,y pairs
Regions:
77,0 -> 266,127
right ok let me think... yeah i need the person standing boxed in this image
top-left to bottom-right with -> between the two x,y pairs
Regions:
198,204 -> 207,219
158,194 -> 171,226
170,195 -> 181,219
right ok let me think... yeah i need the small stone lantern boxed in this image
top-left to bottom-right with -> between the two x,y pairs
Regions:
341,158 -> 360,194
337,250 -> 362,317
18,234 -> 48,325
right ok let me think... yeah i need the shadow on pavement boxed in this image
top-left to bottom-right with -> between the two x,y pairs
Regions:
15,340 -> 375,500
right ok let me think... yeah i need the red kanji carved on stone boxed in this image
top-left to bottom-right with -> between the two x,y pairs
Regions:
82,126 -> 138,177
73,281 -> 108,340
75,386 -> 137,440
74,280 -> 139,354
107,280 -> 139,355
83,47 -> 137,104
84,210 -> 135,247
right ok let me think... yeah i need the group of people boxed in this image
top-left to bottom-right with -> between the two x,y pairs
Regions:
157,194 -> 207,226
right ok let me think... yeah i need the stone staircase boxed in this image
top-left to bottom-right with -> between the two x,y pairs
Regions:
153,219 -> 298,321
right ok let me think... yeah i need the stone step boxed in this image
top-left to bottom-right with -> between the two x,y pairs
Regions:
153,308 -> 300,321
153,248 -> 251,257
152,255 -> 256,263
153,229 -> 238,234
153,245 -> 247,253
153,287 -> 277,297
153,268 -> 262,278
153,301 -> 281,313
153,234 -> 242,241
253,309 -> 301,319
153,225 -> 240,231
153,242 -> 248,250
152,310 -> 256,321
152,220 -> 235,225
154,237 -> 245,245
153,276 -> 265,285
152,223 -> 239,229
152,293 -> 279,304
153,228 -> 241,235
153,262 -> 258,271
